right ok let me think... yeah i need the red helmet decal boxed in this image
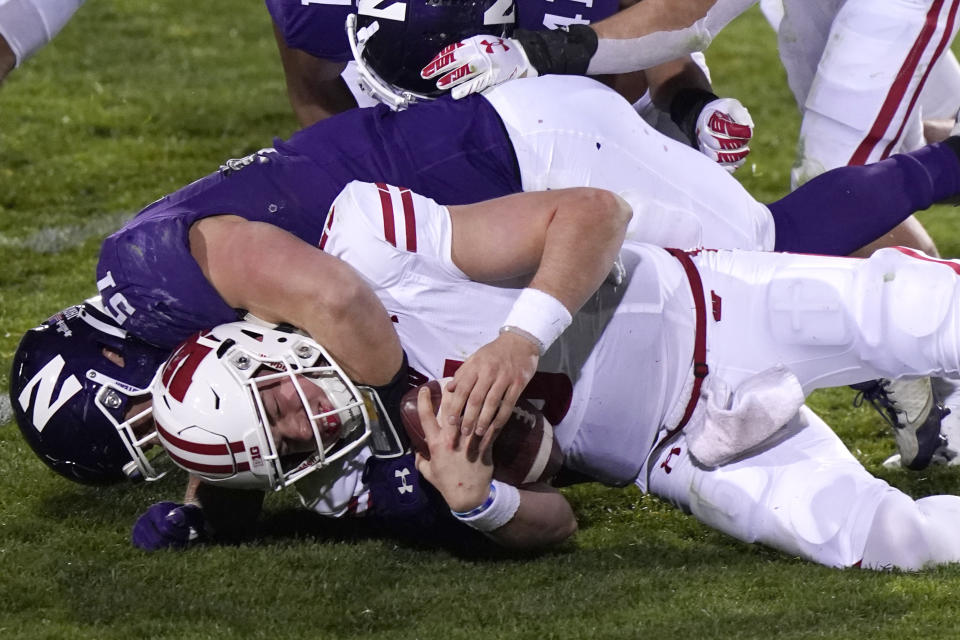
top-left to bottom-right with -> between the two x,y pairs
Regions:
161,336 -> 214,402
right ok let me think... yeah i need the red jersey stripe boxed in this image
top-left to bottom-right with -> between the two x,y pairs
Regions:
319,205 -> 335,250
400,188 -> 417,252
376,182 -> 397,247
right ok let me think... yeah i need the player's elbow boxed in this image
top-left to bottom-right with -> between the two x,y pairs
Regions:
572,187 -> 633,236
492,489 -> 578,549
551,511 -> 578,543
310,267 -> 371,321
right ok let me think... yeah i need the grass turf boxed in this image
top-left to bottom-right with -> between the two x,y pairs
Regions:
3,2 -> 960,638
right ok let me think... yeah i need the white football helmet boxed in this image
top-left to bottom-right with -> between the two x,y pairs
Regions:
152,322 -> 377,491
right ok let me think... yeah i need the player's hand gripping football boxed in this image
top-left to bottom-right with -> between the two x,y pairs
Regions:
412,385 -> 495,514
696,97 -> 754,173
421,34 -> 537,100
439,331 -> 539,454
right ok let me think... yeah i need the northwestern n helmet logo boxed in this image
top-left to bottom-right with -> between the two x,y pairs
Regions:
17,355 -> 82,432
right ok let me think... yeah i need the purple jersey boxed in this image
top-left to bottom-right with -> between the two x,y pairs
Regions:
516,0 -> 619,30
265,0 -> 356,62
97,97 -> 520,349
266,0 -> 620,62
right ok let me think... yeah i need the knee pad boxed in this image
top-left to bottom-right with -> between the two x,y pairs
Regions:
687,410 -> 892,567
854,249 -> 960,372
767,249 -> 960,374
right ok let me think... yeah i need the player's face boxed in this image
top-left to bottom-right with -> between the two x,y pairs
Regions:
256,374 -> 343,456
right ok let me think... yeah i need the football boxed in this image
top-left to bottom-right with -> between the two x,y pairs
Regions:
399,379 -> 563,486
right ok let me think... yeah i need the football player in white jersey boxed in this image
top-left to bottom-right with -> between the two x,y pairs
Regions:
156,178 -> 960,569
426,0 -> 960,468
765,0 -> 960,470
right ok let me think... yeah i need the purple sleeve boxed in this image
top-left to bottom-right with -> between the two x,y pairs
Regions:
265,0 -> 356,61
769,141 -> 960,255
97,211 -> 239,349
96,150 -> 338,349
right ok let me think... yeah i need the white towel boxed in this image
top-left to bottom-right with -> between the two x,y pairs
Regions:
686,364 -> 805,468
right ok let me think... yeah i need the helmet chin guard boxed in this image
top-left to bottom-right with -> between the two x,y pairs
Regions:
153,322 -> 376,492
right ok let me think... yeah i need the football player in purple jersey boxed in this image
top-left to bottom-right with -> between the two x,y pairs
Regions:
11,73 -> 960,548
268,0 -> 753,171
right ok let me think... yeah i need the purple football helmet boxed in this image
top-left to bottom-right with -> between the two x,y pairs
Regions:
347,0 -> 516,109
9,299 -> 170,484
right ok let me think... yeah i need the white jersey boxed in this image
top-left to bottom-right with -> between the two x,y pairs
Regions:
321,181 -> 698,486
484,76 -> 775,253
320,180 -> 960,568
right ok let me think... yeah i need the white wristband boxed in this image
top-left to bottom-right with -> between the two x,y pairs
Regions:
501,288 -> 572,355
451,480 -> 520,532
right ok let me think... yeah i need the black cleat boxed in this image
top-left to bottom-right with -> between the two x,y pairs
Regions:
852,378 -> 948,470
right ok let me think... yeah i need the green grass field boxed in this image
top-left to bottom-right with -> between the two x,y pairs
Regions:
4,2 -> 960,638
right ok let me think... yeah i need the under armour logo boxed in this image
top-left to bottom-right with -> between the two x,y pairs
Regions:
479,38 -> 510,54
394,467 -> 414,494
659,447 -> 682,474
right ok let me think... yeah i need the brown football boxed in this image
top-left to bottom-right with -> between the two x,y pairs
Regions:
399,379 -> 563,486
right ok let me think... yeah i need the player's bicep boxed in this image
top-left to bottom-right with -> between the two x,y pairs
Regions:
452,188 -> 614,283
188,215 -> 401,383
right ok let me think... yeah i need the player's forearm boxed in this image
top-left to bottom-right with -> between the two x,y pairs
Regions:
529,189 -> 631,315
183,474 -> 203,504
191,217 -> 403,386
0,34 -> 15,81
272,25 -> 356,127
586,0 -> 757,75
486,484 -> 577,549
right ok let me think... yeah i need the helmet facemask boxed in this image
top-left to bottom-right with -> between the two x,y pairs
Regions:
154,323 -> 374,492
347,14 -> 425,111
244,353 -> 373,490
87,367 -> 168,482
